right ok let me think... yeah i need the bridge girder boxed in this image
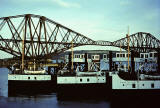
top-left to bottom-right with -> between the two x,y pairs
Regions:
112,32 -> 160,52
0,14 -> 160,59
0,14 -> 112,58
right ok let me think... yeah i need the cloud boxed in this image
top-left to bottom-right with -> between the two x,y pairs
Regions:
52,0 -> 81,8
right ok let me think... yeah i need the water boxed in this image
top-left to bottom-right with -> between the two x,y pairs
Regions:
0,68 -> 159,108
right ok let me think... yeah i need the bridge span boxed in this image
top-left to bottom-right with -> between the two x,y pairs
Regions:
0,14 -> 159,60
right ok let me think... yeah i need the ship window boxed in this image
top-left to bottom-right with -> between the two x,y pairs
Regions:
132,84 -> 136,88
87,78 -> 89,82
123,54 -> 125,57
141,54 -> 144,58
123,84 -> 124,86
151,83 -> 154,88
150,53 -> 153,57
28,77 -> 30,79
80,79 -> 82,82
34,77 -> 36,80
142,84 -> 144,86
81,55 -> 84,58
117,54 -> 119,57
120,54 -> 122,57
127,54 -> 130,57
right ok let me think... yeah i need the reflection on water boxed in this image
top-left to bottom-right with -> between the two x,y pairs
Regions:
0,68 -> 159,108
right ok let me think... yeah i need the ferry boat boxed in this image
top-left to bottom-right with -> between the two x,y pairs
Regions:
57,41 -> 109,99
57,62 -> 107,98
107,29 -> 160,96
8,62 -> 53,96
109,71 -> 160,96
108,51 -> 160,96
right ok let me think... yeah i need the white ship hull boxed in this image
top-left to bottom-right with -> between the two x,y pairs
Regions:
57,76 -> 106,84
57,75 -> 108,98
110,72 -> 160,96
8,74 -> 53,96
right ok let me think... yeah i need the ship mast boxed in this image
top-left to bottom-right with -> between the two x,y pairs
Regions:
22,28 -> 25,72
71,40 -> 74,72
127,26 -> 130,72
120,42 -> 122,54
120,41 -> 122,67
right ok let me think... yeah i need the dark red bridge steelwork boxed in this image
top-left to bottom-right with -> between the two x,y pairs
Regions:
0,14 -> 159,59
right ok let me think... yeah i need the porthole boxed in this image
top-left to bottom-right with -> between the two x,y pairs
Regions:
34,77 -> 36,80
28,77 -> 30,79
123,84 -> 125,86
151,83 -> 154,88
142,84 -> 144,86
80,79 -> 82,82
132,84 -> 136,88
87,78 -> 89,82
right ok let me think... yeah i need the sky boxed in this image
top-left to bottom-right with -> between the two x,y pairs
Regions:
0,0 -> 160,58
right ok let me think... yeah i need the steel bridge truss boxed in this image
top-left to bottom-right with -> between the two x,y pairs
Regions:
113,32 -> 160,52
0,14 -> 159,59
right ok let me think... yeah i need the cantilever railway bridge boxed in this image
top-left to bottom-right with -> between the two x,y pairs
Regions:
0,14 -> 160,60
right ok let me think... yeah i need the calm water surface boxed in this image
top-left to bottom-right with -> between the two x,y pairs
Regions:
0,68 -> 159,108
